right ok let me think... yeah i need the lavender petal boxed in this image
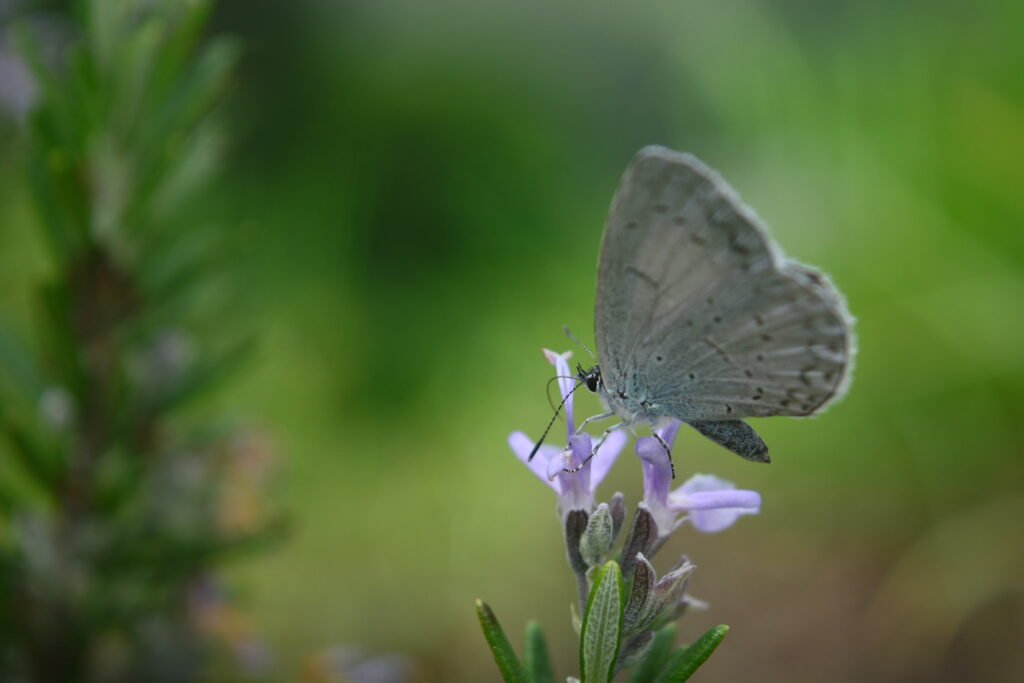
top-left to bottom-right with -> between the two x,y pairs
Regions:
589,429 -> 627,489
542,348 -> 575,434
687,506 -> 760,534
508,431 -> 561,493
674,489 -> 761,511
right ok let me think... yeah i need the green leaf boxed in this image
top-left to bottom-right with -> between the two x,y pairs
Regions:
524,621 -> 555,683
0,315 -> 45,399
130,37 -> 241,216
628,624 -> 676,683
475,600 -> 528,683
580,560 -> 624,683
653,625 -> 729,683
149,0 -> 214,94
150,337 -> 254,414
1,414 -> 61,492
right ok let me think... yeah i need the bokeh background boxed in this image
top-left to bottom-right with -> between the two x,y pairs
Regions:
2,0 -> 1023,681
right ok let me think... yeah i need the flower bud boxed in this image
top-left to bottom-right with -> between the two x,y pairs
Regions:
619,504 -> 657,580
562,509 -> 591,575
579,503 -> 614,567
609,492 -> 626,542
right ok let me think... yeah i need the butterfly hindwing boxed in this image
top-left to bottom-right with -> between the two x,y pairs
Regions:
594,146 -> 854,423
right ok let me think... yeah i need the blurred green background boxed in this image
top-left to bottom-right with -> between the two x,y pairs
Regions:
2,0 -> 1023,681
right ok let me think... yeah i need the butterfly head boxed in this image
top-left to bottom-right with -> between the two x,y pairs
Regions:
576,363 -> 602,393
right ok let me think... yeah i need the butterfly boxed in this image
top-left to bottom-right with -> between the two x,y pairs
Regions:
536,146 -> 855,464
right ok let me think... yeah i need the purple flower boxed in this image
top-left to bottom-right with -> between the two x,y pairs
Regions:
508,349 -> 627,513
636,420 -> 761,535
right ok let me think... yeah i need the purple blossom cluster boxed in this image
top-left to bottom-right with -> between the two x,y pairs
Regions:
509,349 -> 761,533
507,348 -> 762,644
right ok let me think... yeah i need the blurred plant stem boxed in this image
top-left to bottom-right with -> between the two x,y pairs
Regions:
0,2 -> 280,681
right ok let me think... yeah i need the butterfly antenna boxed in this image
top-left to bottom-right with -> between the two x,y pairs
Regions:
528,380 -> 584,461
545,375 -> 578,413
563,325 -> 596,360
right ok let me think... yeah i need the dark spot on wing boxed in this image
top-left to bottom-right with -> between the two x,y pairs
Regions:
626,266 -> 658,288
654,203 -> 669,214
730,237 -> 751,254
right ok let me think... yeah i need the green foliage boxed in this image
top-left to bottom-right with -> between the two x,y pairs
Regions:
653,626 -> 729,683
524,621 -> 556,683
3,1 -> 1023,681
580,560 -> 624,683
628,625 -> 677,683
0,1 -> 273,681
475,600 -> 529,683
480,562 -> 726,683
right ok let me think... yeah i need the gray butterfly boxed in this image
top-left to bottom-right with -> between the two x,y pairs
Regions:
572,145 -> 855,463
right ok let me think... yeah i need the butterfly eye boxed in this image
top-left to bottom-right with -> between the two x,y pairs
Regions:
583,366 -> 601,393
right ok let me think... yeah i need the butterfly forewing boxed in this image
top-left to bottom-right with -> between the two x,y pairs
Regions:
594,146 -> 853,422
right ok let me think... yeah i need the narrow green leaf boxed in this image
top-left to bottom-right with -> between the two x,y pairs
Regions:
580,560 -> 624,683
475,600 -> 528,683
132,37 -> 240,201
1,415 -> 60,491
654,625 -> 729,683
524,621 -> 555,683
0,315 -> 45,399
628,624 -> 676,683
150,338 -> 254,413
149,0 -> 213,93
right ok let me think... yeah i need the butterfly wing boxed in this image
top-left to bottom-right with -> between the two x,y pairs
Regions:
594,146 -> 854,422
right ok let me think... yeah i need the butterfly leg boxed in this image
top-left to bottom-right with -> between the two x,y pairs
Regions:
652,431 -> 676,479
574,411 -> 615,435
563,419 -> 632,473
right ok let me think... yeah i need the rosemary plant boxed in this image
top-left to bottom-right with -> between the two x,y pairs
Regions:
0,2 -> 280,681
